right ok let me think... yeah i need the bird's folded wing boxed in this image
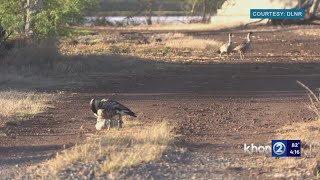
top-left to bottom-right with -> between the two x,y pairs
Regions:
234,42 -> 246,50
100,99 -> 132,111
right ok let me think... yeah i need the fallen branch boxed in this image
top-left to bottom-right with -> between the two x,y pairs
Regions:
297,80 -> 320,118
296,80 -> 318,101
244,19 -> 266,27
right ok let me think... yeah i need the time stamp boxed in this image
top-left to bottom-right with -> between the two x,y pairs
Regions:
272,140 -> 301,157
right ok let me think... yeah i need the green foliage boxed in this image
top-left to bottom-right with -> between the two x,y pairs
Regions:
96,0 -> 226,16
185,0 -> 225,14
99,0 -> 184,12
31,0 -> 99,39
62,29 -> 98,37
0,0 -> 25,33
0,0 -> 99,39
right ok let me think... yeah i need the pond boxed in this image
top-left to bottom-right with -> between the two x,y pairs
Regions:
85,16 -> 203,26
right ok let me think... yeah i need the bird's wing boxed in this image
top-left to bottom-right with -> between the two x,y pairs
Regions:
100,99 -> 136,117
228,42 -> 235,51
233,41 -> 247,51
100,99 -> 131,111
219,43 -> 227,52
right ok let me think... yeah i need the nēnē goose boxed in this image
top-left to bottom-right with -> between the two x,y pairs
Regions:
233,32 -> 253,60
217,33 -> 233,59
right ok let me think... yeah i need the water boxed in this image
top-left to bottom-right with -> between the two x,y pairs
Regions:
85,16 -> 202,26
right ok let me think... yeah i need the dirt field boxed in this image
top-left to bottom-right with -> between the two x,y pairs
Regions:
1,25 -> 320,179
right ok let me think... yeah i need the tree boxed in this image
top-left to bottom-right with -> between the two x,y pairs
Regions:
0,0 -> 25,33
123,0 -> 155,25
145,0 -> 154,25
0,0 -> 99,39
182,0 -> 225,23
270,0 -> 320,25
305,0 -> 320,20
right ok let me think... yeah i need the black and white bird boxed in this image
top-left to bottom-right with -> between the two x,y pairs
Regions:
90,98 -> 137,130
233,32 -> 253,60
217,33 -> 233,59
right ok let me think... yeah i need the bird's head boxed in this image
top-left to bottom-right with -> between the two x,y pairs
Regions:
247,32 -> 253,41
90,98 -> 100,114
90,98 -> 95,106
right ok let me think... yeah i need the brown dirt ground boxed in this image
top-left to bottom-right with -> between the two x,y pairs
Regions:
1,25 -> 320,178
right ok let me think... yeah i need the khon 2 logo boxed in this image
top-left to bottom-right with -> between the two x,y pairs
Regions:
272,140 -> 286,156
272,140 -> 301,157
243,140 -> 301,157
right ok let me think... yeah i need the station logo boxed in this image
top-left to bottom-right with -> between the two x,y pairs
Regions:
244,140 -> 301,157
272,140 -> 301,157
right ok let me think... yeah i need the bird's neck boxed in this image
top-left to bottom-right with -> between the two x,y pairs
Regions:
228,34 -> 231,43
247,34 -> 251,42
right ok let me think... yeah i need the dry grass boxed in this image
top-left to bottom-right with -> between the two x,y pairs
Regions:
0,41 -> 162,89
72,23 -> 239,32
242,81 -> 320,177
0,91 -> 55,123
292,28 -> 320,37
164,36 -> 221,50
243,82 -> 320,177
277,121 -> 320,155
60,32 -> 222,64
40,121 -> 174,177
271,121 -> 320,176
243,120 -> 320,177
297,80 -> 320,118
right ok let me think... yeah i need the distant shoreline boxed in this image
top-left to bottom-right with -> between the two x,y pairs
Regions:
90,11 -> 189,17
85,15 -> 203,26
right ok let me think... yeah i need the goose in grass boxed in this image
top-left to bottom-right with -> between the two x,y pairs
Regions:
217,33 -> 233,59
233,32 -> 253,60
90,98 -> 137,130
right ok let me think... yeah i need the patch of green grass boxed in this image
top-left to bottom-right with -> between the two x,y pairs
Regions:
62,29 -> 98,37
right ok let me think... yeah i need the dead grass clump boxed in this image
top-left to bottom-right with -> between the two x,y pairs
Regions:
43,121 -> 174,177
0,91 -> 54,123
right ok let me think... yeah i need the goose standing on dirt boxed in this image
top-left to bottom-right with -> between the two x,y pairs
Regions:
90,98 -> 137,130
217,33 -> 233,59
233,32 -> 253,60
